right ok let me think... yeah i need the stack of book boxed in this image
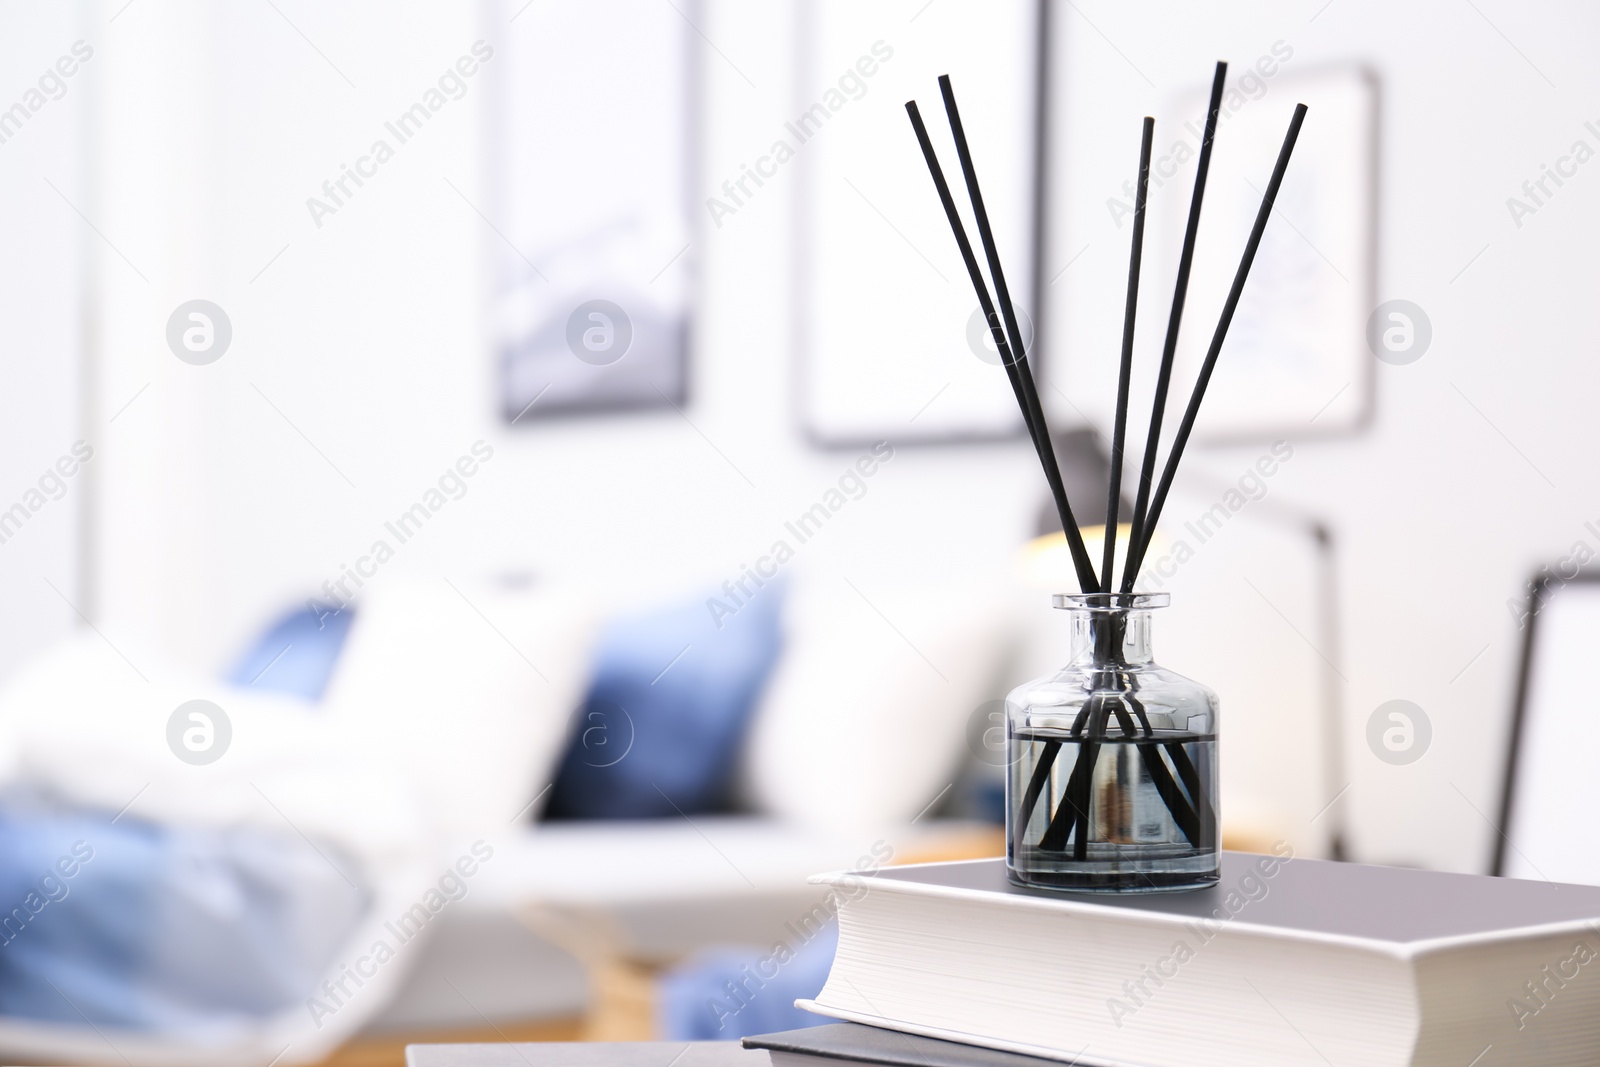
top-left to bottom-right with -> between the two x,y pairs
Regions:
743,850 -> 1600,1067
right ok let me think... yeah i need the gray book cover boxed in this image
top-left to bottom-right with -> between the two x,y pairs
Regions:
862,852 -> 1600,949
745,1023 -> 1064,1067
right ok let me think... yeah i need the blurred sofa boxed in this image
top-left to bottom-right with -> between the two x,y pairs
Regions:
0,571 -> 1015,1065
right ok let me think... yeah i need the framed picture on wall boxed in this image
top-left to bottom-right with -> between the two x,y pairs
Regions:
1498,571 -> 1600,885
490,0 -> 697,422
796,0 -> 1045,447
1157,65 -> 1377,439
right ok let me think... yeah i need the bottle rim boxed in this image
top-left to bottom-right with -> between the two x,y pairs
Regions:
1052,592 -> 1170,611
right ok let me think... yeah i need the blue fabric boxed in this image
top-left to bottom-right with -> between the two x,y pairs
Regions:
0,799 -> 367,1030
225,604 -> 355,700
546,581 -> 786,819
658,923 -> 837,1040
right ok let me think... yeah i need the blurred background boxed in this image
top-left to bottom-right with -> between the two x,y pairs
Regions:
0,0 -> 1596,1062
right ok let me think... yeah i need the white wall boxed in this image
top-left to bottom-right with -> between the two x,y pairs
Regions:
0,3 -> 88,680
88,1 -> 1035,697
79,0 -> 1600,873
1048,0 -> 1600,873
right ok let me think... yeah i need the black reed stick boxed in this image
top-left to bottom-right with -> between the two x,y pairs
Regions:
964,112 -> 1202,844
934,73 -> 1107,591
1037,693 -> 1205,856
1121,62 -> 1228,594
1038,662 -> 1200,855
1049,101 -> 1308,859
1016,738 -> 1060,836
1038,692 -> 1103,854
1124,103 -> 1308,581
1018,123 -> 1148,835
1102,117 -> 1154,593
915,102 -> 1100,591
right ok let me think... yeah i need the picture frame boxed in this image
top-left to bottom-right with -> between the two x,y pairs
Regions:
1496,568 -> 1600,883
1158,64 -> 1378,440
489,0 -> 698,422
795,0 -> 1046,448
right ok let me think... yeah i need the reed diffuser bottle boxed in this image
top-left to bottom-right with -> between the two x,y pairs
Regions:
1007,593 -> 1218,892
905,65 -> 1304,892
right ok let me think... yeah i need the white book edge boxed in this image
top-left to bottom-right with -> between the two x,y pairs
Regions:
806,864 -> 1600,959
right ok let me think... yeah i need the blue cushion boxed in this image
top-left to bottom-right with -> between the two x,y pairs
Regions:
546,581 -> 786,819
657,923 -> 837,1039
225,604 -> 356,700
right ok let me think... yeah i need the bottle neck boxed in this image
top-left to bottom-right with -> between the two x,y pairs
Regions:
1067,609 -> 1155,668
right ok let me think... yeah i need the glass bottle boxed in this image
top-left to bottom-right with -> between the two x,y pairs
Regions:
1006,592 -> 1219,893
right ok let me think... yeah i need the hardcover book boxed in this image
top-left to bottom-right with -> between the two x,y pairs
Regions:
796,851 -> 1600,1066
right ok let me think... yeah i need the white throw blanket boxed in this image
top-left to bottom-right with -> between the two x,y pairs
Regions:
0,578 -> 599,1065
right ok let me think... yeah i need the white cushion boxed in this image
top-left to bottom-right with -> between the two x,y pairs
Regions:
737,575 -> 1013,832
322,578 -> 599,836
0,636 -> 442,1064
0,635 -> 421,860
